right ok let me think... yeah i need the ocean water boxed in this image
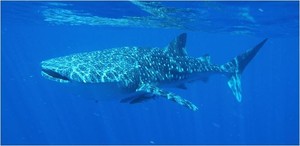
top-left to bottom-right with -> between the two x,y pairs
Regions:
2,1 -> 299,145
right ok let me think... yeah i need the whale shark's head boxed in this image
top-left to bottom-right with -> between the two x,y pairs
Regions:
41,58 -> 71,83
40,52 -> 115,84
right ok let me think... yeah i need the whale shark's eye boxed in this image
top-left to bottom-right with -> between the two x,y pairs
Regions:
41,68 -> 70,81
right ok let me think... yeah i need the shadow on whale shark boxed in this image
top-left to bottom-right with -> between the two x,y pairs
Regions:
41,33 -> 267,111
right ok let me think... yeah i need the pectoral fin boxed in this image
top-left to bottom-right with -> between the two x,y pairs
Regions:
136,84 -> 198,111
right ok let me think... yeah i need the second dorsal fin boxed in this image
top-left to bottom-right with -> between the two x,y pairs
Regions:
198,54 -> 211,64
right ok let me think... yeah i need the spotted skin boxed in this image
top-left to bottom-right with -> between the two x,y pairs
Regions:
41,33 -> 267,111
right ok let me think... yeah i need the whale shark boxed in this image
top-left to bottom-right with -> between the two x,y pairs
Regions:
41,33 -> 267,111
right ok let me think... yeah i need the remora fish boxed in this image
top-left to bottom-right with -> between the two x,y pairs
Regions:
41,33 -> 267,111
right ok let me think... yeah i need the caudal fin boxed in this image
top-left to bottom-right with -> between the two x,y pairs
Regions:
221,39 -> 268,102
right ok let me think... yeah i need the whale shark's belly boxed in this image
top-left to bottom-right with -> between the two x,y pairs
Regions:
61,82 -> 137,102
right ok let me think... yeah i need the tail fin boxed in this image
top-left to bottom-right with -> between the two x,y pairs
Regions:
221,39 -> 268,102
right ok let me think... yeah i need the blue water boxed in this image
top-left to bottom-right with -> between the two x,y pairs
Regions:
2,1 -> 299,145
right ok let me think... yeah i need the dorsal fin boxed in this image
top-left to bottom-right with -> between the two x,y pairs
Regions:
165,33 -> 187,56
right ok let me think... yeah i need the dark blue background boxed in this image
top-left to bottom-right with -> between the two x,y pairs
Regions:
2,1 -> 299,145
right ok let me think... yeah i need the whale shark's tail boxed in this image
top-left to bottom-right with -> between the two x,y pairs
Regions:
221,39 -> 268,102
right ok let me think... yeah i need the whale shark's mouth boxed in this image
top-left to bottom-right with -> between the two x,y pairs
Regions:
41,68 -> 70,83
